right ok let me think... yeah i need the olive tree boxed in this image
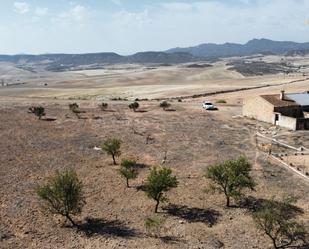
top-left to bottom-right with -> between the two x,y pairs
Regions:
119,159 -> 138,187
29,106 -> 46,119
101,138 -> 121,165
159,101 -> 171,110
205,156 -> 255,207
129,102 -> 139,112
145,167 -> 178,213
253,197 -> 307,249
99,102 -> 108,111
37,169 -> 84,226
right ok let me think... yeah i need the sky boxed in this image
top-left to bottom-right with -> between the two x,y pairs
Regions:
0,0 -> 309,55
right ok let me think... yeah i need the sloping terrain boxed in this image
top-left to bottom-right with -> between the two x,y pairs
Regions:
0,101 -> 308,249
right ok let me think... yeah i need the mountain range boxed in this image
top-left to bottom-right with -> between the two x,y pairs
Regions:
166,38 -> 309,58
0,39 -> 309,71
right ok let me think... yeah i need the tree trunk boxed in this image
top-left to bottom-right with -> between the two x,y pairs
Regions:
271,237 -> 279,249
112,154 -> 117,165
126,178 -> 129,188
66,214 -> 76,227
226,196 -> 230,207
155,199 -> 160,213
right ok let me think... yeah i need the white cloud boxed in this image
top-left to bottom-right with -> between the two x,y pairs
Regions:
35,7 -> 48,17
53,4 -> 87,25
112,9 -> 151,28
14,2 -> 30,14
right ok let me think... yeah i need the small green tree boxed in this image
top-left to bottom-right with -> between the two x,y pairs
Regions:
99,102 -> 108,111
69,103 -> 79,111
253,197 -> 307,249
205,156 -> 255,207
160,101 -> 171,110
29,106 -> 46,119
101,138 -> 121,165
37,169 -> 84,226
145,167 -> 178,213
129,102 -> 139,112
119,159 -> 138,187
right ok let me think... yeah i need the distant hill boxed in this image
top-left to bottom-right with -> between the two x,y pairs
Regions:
167,38 -> 309,58
1,38 -> 309,72
0,52 -> 198,72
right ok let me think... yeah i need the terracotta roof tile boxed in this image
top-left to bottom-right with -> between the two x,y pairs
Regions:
260,94 -> 300,107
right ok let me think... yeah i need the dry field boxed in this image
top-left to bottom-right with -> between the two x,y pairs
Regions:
1,55 -> 309,100
1,55 -> 309,249
0,99 -> 308,249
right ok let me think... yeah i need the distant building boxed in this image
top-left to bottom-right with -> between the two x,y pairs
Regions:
243,91 -> 309,130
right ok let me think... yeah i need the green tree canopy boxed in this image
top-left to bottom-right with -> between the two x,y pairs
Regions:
205,156 -> 255,207
253,197 -> 307,249
37,169 -> 84,226
145,167 -> 178,213
119,159 -> 138,187
101,138 -> 122,165
129,102 -> 139,112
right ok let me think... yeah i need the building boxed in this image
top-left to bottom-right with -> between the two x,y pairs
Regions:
243,91 -> 309,130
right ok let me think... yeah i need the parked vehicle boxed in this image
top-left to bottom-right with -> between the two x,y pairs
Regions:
202,101 -> 217,110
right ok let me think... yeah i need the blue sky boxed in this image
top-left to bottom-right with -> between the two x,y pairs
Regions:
0,0 -> 309,54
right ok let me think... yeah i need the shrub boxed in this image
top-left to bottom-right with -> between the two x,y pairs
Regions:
216,99 -> 227,104
253,197 -> 307,249
69,103 -> 83,114
159,101 -> 171,110
119,159 -> 138,187
129,102 -> 139,112
99,102 -> 108,111
145,167 -> 178,213
145,215 -> 166,238
37,169 -> 84,226
205,156 -> 255,207
29,106 -> 46,119
101,138 -> 122,165
69,103 -> 79,111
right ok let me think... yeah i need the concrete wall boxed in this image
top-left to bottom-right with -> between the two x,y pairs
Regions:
243,97 -> 275,124
277,115 -> 297,130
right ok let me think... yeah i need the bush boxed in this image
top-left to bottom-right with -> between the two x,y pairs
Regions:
37,169 -> 84,226
101,138 -> 122,165
205,156 -> 255,207
29,106 -> 46,119
129,102 -> 139,112
119,159 -> 138,187
159,101 -> 171,110
98,102 -> 108,111
216,99 -> 227,104
253,197 -> 307,249
145,167 -> 178,213
145,215 -> 166,238
69,103 -> 79,111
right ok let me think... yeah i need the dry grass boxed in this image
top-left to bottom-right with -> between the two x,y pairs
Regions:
0,101 -> 308,249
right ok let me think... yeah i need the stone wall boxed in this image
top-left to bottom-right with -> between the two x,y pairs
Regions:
243,97 -> 275,124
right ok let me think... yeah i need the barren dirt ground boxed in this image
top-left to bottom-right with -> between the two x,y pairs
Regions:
0,99 -> 308,249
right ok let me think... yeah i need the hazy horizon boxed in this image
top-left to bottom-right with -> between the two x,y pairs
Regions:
1,0 -> 309,55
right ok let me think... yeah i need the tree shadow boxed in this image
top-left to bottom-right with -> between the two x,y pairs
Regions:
163,205 -> 221,227
78,217 -> 140,238
135,184 -> 147,192
134,163 -> 147,170
240,196 -> 304,218
159,235 -> 185,244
